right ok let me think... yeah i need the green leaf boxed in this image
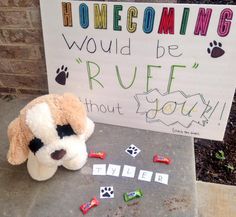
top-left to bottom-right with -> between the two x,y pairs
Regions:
215,150 -> 226,161
225,164 -> 234,172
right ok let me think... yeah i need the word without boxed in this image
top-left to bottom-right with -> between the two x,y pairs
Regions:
80,98 -> 123,115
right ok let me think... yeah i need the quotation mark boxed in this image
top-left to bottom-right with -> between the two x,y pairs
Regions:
192,63 -> 199,69
55,65 -> 69,85
76,57 -> 82,64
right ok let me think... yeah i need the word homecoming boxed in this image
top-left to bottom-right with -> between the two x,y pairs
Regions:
62,2 -> 233,37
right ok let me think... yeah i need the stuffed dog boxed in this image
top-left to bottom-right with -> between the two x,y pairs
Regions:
7,93 -> 94,181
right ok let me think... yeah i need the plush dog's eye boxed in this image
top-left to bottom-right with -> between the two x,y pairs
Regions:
29,138 -> 44,154
56,124 -> 76,138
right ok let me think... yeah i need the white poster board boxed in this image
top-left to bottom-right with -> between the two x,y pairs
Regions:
40,0 -> 236,140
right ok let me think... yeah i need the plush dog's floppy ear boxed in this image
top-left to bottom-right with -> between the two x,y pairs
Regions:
7,117 -> 29,165
60,93 -> 86,134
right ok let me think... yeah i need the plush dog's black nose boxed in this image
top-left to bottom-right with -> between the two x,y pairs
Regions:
51,149 -> 66,160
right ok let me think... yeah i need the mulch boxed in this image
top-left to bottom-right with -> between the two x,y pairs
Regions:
194,91 -> 236,185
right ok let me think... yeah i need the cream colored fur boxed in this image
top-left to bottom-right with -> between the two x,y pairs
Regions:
7,93 -> 94,181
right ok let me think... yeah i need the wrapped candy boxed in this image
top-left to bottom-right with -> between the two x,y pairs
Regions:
88,151 -> 106,159
123,189 -> 143,202
153,154 -> 171,164
80,197 -> 100,215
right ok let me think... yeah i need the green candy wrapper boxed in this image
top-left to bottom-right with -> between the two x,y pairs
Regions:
123,189 -> 143,202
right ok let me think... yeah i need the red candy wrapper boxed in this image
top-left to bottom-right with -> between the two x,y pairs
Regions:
88,151 -> 106,159
80,197 -> 100,215
153,154 -> 171,164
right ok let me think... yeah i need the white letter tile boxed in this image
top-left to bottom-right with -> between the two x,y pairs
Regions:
106,164 -> 121,177
155,173 -> 169,185
122,165 -> 136,178
138,170 -> 153,182
93,164 -> 106,176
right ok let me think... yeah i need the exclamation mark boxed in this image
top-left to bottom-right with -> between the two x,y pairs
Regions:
218,102 -> 226,126
219,103 -> 226,121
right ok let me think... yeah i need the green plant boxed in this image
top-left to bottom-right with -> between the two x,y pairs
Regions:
225,164 -> 234,173
215,150 -> 226,161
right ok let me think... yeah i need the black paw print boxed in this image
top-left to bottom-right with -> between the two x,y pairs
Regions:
207,40 -> 225,58
101,187 -> 114,198
55,65 -> 69,85
127,146 -> 138,155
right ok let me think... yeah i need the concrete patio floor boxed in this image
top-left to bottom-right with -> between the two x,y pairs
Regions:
1,96 -> 235,217
0,96 -> 197,217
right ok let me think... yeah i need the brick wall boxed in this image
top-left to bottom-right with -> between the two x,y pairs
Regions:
0,0 -> 48,96
0,0 -> 176,97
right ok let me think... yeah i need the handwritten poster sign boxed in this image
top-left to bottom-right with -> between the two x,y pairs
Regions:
40,0 -> 236,140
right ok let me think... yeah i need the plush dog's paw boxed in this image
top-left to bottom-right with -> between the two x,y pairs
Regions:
85,118 -> 95,141
63,153 -> 88,170
27,152 -> 58,181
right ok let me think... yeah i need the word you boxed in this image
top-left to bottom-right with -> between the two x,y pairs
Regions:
62,2 -> 233,37
135,89 -> 226,128
93,164 -> 169,185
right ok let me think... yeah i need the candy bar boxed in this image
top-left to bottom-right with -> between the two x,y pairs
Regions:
123,189 -> 143,202
80,197 -> 100,215
88,151 -> 106,159
153,154 -> 171,164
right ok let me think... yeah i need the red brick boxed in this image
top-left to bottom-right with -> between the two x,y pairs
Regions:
10,59 -> 46,74
18,88 -> 48,95
29,8 -> 41,28
0,87 -> 16,94
135,0 -> 176,2
0,0 -> 39,7
0,29 -> 43,44
0,59 -> 13,73
0,87 -> 47,96
0,45 -> 42,60
0,74 -> 48,89
0,10 -> 30,28
39,45 -> 45,59
107,0 -> 135,1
